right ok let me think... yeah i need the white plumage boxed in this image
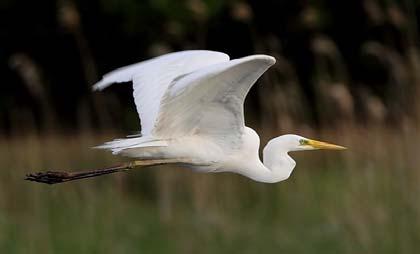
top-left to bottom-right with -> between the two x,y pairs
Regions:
94,50 -> 345,183
93,50 -> 229,136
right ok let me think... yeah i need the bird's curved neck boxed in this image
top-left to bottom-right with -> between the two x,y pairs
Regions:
243,139 -> 296,183
234,129 -> 296,183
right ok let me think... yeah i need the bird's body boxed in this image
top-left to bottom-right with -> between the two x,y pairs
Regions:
91,50 -> 345,183
98,125 -> 294,183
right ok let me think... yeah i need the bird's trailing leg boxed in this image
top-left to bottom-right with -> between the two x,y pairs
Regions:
25,159 -> 182,185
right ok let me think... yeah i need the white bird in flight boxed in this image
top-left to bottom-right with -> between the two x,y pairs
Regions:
26,50 -> 345,184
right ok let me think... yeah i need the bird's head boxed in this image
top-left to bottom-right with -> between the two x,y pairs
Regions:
273,134 -> 346,152
259,134 -> 346,183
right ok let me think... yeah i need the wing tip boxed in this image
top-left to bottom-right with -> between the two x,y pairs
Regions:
92,80 -> 108,91
238,54 -> 276,66
253,55 -> 276,65
265,55 -> 276,65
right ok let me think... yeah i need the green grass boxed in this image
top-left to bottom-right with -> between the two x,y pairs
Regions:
0,128 -> 419,253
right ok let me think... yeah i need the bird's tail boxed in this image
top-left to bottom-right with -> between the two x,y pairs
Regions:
94,136 -> 168,154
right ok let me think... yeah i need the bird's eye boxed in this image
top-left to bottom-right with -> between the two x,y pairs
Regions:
299,139 -> 309,145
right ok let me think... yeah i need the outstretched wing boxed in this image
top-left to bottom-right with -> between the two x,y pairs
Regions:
93,50 -> 230,135
152,55 -> 276,145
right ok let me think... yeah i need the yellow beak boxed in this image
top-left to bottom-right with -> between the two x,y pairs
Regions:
307,139 -> 347,150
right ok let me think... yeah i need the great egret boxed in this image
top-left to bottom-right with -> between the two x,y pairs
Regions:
26,50 -> 345,184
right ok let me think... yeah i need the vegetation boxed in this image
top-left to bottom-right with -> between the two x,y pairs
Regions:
1,126 -> 419,253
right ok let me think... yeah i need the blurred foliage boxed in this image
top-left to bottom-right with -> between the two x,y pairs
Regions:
1,127 -> 420,253
2,0 -> 420,134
